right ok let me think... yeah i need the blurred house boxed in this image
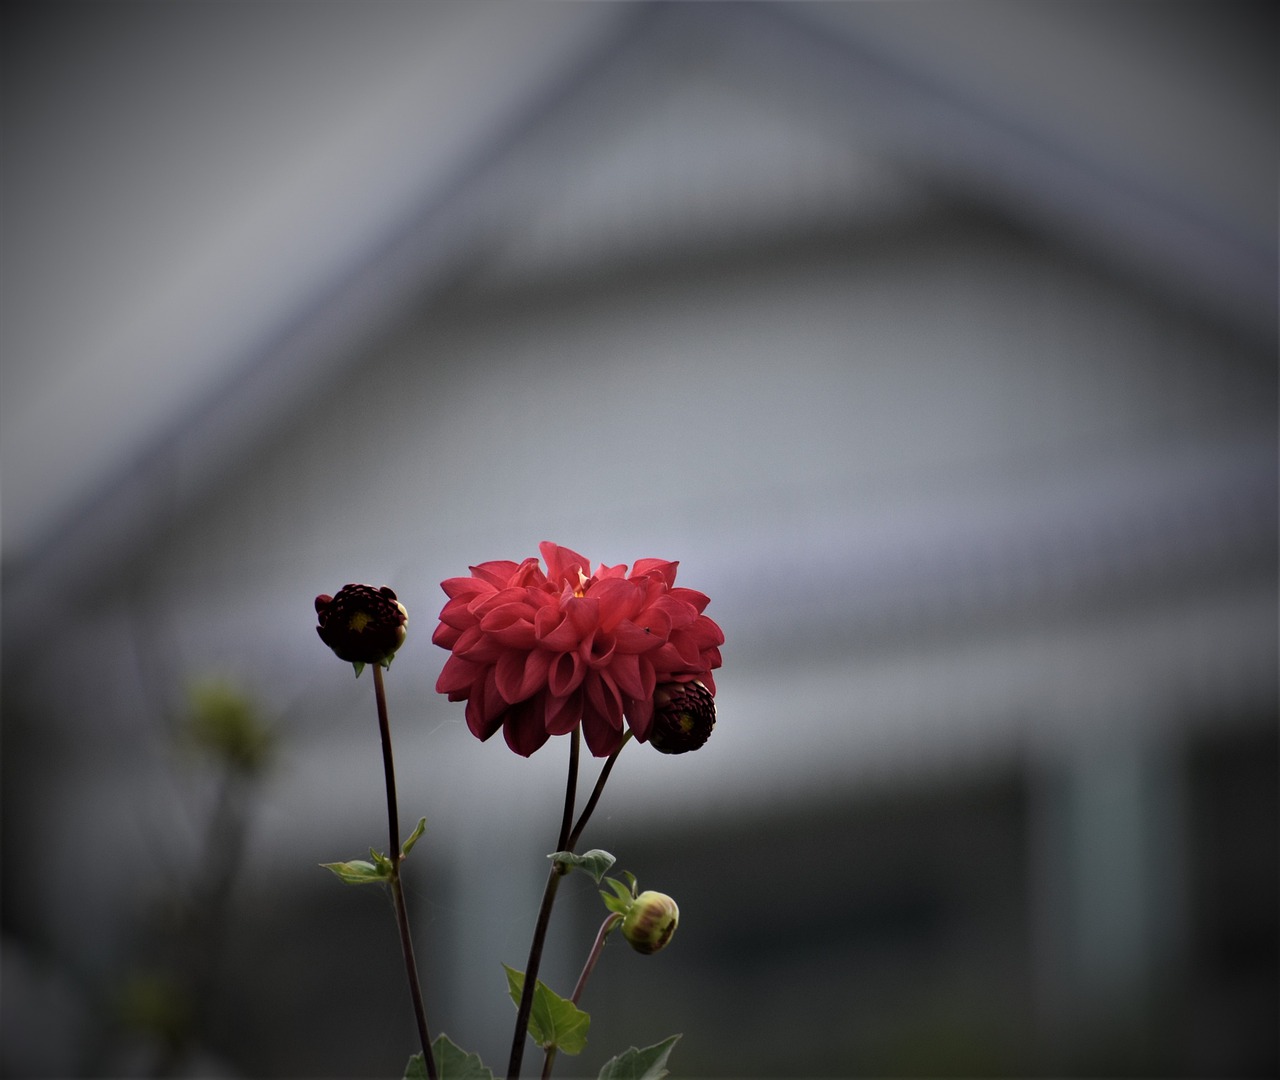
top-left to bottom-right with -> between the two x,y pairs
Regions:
2,3 -> 1275,1078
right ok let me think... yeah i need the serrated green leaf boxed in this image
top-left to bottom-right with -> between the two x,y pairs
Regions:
404,1035 -> 496,1080
502,965 -> 590,1055
549,848 -> 616,883
402,817 -> 427,857
320,858 -> 390,885
596,1034 -> 681,1080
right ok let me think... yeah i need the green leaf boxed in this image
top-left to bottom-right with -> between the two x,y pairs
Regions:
549,848 -> 616,883
402,817 -> 427,857
503,966 -> 591,1055
596,1034 -> 681,1080
600,873 -> 636,915
352,661 -> 366,678
604,874 -> 636,901
600,892 -> 630,916
320,858 -> 390,885
404,1035 -> 495,1080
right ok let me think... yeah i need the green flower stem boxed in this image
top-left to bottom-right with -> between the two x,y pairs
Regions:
566,731 -> 631,852
507,729 -> 629,1080
373,664 -> 438,1080
540,912 -> 624,1080
570,913 -> 622,1005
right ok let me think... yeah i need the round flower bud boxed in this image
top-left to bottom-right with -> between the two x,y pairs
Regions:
315,584 -> 408,667
621,890 -> 679,954
648,680 -> 715,754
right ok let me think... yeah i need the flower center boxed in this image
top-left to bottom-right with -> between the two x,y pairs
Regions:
347,611 -> 371,633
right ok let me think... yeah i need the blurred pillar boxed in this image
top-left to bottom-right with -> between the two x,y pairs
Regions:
1029,720 -> 1189,1071
432,813 -> 548,1068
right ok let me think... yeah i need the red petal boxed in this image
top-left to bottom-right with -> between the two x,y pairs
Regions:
468,561 -> 523,588
582,706 -> 625,757
669,586 -> 711,614
586,578 -> 642,626
431,622 -> 462,649
581,629 -> 615,669
453,624 -> 505,664
465,692 -> 503,742
480,603 -> 539,648
652,593 -> 697,628
547,651 -> 585,697
689,613 -> 725,648
629,558 -> 678,588
502,698 -> 551,756
584,672 -> 624,733
624,694 -> 655,742
673,630 -> 706,667
544,690 -> 583,735
605,652 -> 647,699
535,596 -> 598,650
436,653 -> 481,694
539,542 -> 591,588
441,575 -> 494,600
495,648 -> 551,703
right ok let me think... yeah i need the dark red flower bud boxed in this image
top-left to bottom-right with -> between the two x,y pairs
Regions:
621,890 -> 680,954
315,584 -> 407,668
648,680 -> 715,754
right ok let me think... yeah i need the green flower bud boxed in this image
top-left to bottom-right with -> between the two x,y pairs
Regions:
621,890 -> 679,954
187,681 -> 273,774
315,584 -> 407,668
648,680 -> 715,754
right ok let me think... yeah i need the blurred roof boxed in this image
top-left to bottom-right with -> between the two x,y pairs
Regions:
2,0 -> 1275,594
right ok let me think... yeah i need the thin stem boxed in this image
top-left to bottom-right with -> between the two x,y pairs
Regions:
507,727 -> 578,1080
541,913 -> 622,1080
566,731 -> 632,852
509,865 -> 563,1080
556,726 -> 580,853
569,913 -> 622,1006
373,664 -> 438,1080
509,727 -> 629,1079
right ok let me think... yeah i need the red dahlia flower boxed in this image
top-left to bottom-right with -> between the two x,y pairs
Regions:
432,542 -> 724,757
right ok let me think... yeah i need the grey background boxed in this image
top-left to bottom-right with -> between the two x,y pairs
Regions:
2,3 -> 1275,1077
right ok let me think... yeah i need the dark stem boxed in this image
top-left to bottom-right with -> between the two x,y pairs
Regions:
566,731 -> 632,851
509,865 -> 562,1080
541,913 -> 622,1080
509,727 -> 629,1079
507,727 -> 578,1080
373,664 -> 438,1080
556,726 -> 580,852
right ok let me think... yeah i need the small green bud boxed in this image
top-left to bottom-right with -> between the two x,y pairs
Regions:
621,890 -> 679,955
186,681 -> 274,774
